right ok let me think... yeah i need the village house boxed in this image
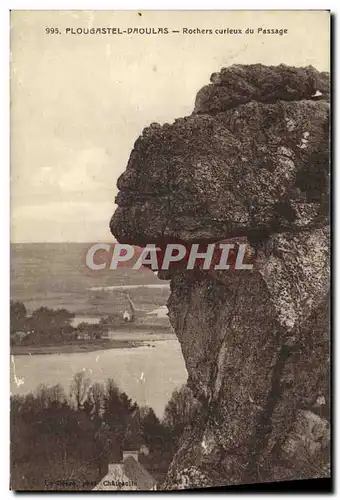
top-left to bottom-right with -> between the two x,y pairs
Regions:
93,450 -> 157,491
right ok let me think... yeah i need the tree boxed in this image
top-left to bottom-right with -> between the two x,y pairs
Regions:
83,382 -> 105,419
11,374 -> 184,490
10,387 -> 103,490
99,313 -> 125,328
30,307 -> 75,344
10,301 -> 27,333
35,383 -> 66,409
140,406 -> 171,451
163,385 -> 201,447
102,379 -> 136,448
138,406 -> 174,476
76,322 -> 103,340
70,371 -> 91,410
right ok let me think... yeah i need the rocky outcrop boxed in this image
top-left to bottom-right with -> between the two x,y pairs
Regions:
196,64 -> 330,114
110,64 -> 330,488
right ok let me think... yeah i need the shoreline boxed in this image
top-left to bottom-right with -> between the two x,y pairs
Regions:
11,340 -> 145,356
11,333 -> 176,356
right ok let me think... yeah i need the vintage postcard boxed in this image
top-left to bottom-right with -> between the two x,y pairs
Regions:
10,10 -> 330,491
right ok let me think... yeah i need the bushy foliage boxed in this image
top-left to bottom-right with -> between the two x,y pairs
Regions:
11,374 -> 198,490
163,385 -> 201,447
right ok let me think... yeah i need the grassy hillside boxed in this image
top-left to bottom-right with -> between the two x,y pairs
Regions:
11,243 -> 170,317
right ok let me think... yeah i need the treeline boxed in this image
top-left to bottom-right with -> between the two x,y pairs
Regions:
10,301 -> 78,345
10,301 -> 144,346
11,373 -> 200,490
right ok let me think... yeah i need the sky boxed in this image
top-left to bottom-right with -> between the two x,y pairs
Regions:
10,10 -> 330,242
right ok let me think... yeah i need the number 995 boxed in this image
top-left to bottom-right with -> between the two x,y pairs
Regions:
45,28 -> 60,34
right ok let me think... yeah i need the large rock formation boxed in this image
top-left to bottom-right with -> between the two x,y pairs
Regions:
110,64 -> 330,488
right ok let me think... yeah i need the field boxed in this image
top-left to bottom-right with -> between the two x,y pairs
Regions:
11,243 -> 170,318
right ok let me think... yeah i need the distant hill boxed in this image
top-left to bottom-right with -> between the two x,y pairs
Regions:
11,243 -> 169,317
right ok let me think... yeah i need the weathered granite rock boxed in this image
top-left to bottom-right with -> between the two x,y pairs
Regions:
196,64 -> 330,114
111,100 -> 329,246
110,64 -> 330,488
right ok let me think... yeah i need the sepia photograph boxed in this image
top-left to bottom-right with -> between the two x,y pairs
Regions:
10,10 -> 330,492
